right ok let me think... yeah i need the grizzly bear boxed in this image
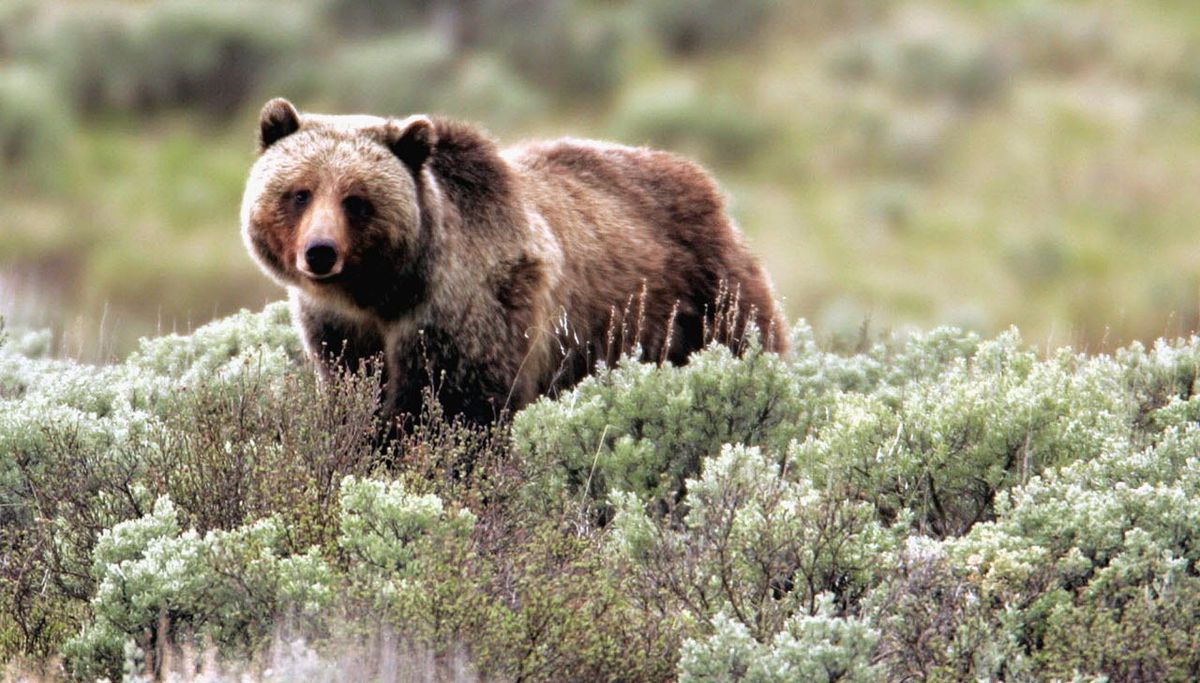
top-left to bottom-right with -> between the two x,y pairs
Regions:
241,98 -> 787,425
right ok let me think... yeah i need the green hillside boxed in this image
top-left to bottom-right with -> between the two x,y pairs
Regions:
3,1 -> 1200,355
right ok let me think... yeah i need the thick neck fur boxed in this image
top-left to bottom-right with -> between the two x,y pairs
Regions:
332,120 -> 536,349
428,118 -> 525,239
418,120 -> 539,325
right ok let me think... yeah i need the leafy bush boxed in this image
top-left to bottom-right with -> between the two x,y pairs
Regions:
948,426 -> 1200,680
338,474 -> 475,590
62,496 -> 335,681
678,600 -> 880,683
0,304 -> 678,681
0,65 -> 75,190
513,339 -> 807,520
7,304 -> 1200,680
799,333 -> 1133,536
334,472 -> 676,682
639,0 -> 777,57
610,444 -> 892,639
1116,335 -> 1200,431
0,302 -> 378,668
27,2 -> 315,117
865,536 -> 1029,680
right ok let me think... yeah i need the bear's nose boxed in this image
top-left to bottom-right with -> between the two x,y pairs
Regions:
304,239 -> 341,277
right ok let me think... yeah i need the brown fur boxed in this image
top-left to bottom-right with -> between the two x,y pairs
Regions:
241,99 -> 788,425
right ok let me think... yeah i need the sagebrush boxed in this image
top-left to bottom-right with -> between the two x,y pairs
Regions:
3,305 -> 1200,681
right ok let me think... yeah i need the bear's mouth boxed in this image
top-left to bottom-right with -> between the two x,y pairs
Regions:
301,269 -> 342,282
299,270 -> 346,287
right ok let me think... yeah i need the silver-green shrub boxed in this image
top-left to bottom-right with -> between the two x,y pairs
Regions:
793,331 -> 1133,536
0,303 -> 378,671
513,337 -> 813,520
62,496 -> 334,680
678,597 -> 880,683
338,474 -> 476,593
946,424 -> 1200,679
610,444 -> 892,641
8,304 -> 1200,680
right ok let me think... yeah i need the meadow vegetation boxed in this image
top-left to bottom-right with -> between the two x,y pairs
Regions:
4,303 -> 1200,680
4,1 -> 1200,356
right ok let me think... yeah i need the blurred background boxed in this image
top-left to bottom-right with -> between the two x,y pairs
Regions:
2,0 -> 1200,360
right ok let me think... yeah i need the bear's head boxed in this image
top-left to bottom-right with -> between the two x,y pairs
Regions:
241,98 -> 438,317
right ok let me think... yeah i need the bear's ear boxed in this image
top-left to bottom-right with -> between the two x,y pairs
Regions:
259,98 -> 300,152
384,116 -> 437,171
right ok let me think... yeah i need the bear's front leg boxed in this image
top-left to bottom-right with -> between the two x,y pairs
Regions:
294,297 -> 386,382
383,327 -> 519,426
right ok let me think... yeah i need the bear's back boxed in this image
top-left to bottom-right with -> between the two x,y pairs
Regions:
504,139 -> 727,244
502,137 -> 788,364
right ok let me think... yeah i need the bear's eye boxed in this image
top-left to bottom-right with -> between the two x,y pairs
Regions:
343,195 -> 374,221
290,190 -> 312,210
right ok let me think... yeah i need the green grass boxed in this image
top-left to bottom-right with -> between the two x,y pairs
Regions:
3,0 -> 1200,357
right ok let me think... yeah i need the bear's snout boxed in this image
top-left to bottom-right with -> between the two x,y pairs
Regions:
302,238 -> 342,279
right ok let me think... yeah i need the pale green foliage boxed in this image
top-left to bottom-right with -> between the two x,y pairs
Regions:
953,438 -> 1200,600
678,614 -> 758,683
537,322 -> 1200,679
1116,335 -> 1200,431
338,475 -> 476,587
0,303 -> 302,564
611,444 -> 891,641
125,301 -> 301,382
0,303 -> 368,672
334,476 -> 491,662
63,496 -> 334,681
62,476 -> 483,679
514,338 -> 812,517
0,302 -> 298,467
0,301 -> 297,410
793,331 -> 1133,536
517,322 -> 1134,538
678,597 -> 879,683
10,306 -> 1200,680
946,424 -> 1200,679
515,324 -> 1005,522
863,536 -> 1031,681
